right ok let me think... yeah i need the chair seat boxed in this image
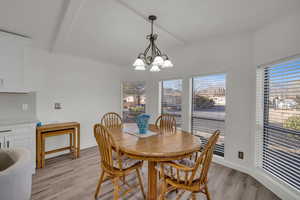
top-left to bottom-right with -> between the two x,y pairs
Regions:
165,176 -> 202,192
174,158 -> 196,168
162,162 -> 202,182
113,154 -> 141,169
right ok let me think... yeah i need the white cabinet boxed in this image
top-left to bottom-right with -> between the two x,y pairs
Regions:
0,130 -> 13,148
4,135 -> 14,148
0,124 -> 36,173
0,31 -> 31,93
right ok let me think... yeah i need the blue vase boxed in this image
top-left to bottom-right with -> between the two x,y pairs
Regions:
136,114 -> 150,134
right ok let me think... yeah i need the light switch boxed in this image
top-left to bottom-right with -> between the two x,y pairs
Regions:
54,103 -> 62,110
238,151 -> 244,159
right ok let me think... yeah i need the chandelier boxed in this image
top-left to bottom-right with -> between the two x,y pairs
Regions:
133,15 -> 173,72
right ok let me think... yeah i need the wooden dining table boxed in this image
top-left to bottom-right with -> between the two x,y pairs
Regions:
110,125 -> 201,200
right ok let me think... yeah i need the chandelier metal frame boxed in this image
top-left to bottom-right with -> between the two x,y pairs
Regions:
133,15 -> 173,71
138,15 -> 168,65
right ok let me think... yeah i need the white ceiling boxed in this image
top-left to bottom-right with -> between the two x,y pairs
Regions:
0,0 -> 67,49
0,0 -> 300,67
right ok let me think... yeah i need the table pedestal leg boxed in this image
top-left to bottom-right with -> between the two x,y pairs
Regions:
148,161 -> 158,200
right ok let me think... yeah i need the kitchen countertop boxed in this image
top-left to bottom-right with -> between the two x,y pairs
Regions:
0,119 -> 38,127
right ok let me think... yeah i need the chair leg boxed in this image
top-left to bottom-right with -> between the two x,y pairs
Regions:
159,180 -> 167,200
204,184 -> 211,200
176,190 -> 185,200
94,171 -> 105,199
191,193 -> 197,200
136,168 -> 146,199
112,177 -> 120,200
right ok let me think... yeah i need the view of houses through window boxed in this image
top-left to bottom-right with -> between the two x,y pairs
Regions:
261,58 -> 300,190
191,74 -> 226,157
161,79 -> 182,127
122,81 -> 146,123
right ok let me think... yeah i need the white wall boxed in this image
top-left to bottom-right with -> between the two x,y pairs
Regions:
250,11 -> 300,200
125,33 -> 255,167
121,12 -> 300,200
24,47 -> 121,154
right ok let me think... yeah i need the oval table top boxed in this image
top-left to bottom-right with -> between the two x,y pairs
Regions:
110,125 -> 201,161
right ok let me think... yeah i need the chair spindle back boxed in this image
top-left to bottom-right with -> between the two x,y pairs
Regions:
155,114 -> 177,134
193,130 -> 220,185
94,124 -> 115,170
101,112 -> 123,129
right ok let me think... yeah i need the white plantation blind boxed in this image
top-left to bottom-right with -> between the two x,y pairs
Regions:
191,74 -> 226,157
256,57 -> 300,191
161,79 -> 182,127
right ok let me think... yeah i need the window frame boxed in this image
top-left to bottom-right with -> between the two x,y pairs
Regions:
160,79 -> 183,128
256,54 -> 300,192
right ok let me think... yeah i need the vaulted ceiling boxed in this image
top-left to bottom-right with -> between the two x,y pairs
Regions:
0,0 -> 300,67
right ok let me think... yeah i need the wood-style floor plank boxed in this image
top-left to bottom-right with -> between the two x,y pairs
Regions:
32,147 -> 280,200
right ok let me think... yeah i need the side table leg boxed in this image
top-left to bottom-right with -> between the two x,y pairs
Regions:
77,125 -> 80,158
41,134 -> 45,168
69,132 -> 73,153
36,132 -> 41,169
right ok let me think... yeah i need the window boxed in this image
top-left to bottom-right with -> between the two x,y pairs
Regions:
191,74 -> 226,157
161,79 -> 182,127
257,57 -> 300,191
122,81 -> 146,123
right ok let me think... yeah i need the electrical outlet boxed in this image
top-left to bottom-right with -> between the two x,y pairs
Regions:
238,151 -> 244,159
54,103 -> 62,110
22,104 -> 28,111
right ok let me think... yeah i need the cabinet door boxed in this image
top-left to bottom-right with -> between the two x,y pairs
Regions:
14,137 -> 35,173
13,137 -> 31,149
0,32 -> 30,91
0,136 -> 4,149
4,135 -> 14,148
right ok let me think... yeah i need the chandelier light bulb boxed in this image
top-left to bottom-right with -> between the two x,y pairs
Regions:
152,56 -> 164,66
162,59 -> 174,68
133,58 -> 145,67
150,65 -> 161,72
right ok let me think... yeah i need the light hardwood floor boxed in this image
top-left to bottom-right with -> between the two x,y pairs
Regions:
32,147 -> 280,200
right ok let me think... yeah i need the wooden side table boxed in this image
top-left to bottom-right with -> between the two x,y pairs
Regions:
36,122 -> 80,168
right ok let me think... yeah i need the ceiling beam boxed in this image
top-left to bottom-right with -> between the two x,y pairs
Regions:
51,0 -> 86,52
115,0 -> 186,45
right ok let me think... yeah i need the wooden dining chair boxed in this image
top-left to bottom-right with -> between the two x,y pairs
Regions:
155,114 -> 177,134
101,112 -> 123,129
159,130 -> 220,200
93,124 -> 145,200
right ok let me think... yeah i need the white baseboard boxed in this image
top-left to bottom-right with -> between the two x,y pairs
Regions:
212,156 -> 250,175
